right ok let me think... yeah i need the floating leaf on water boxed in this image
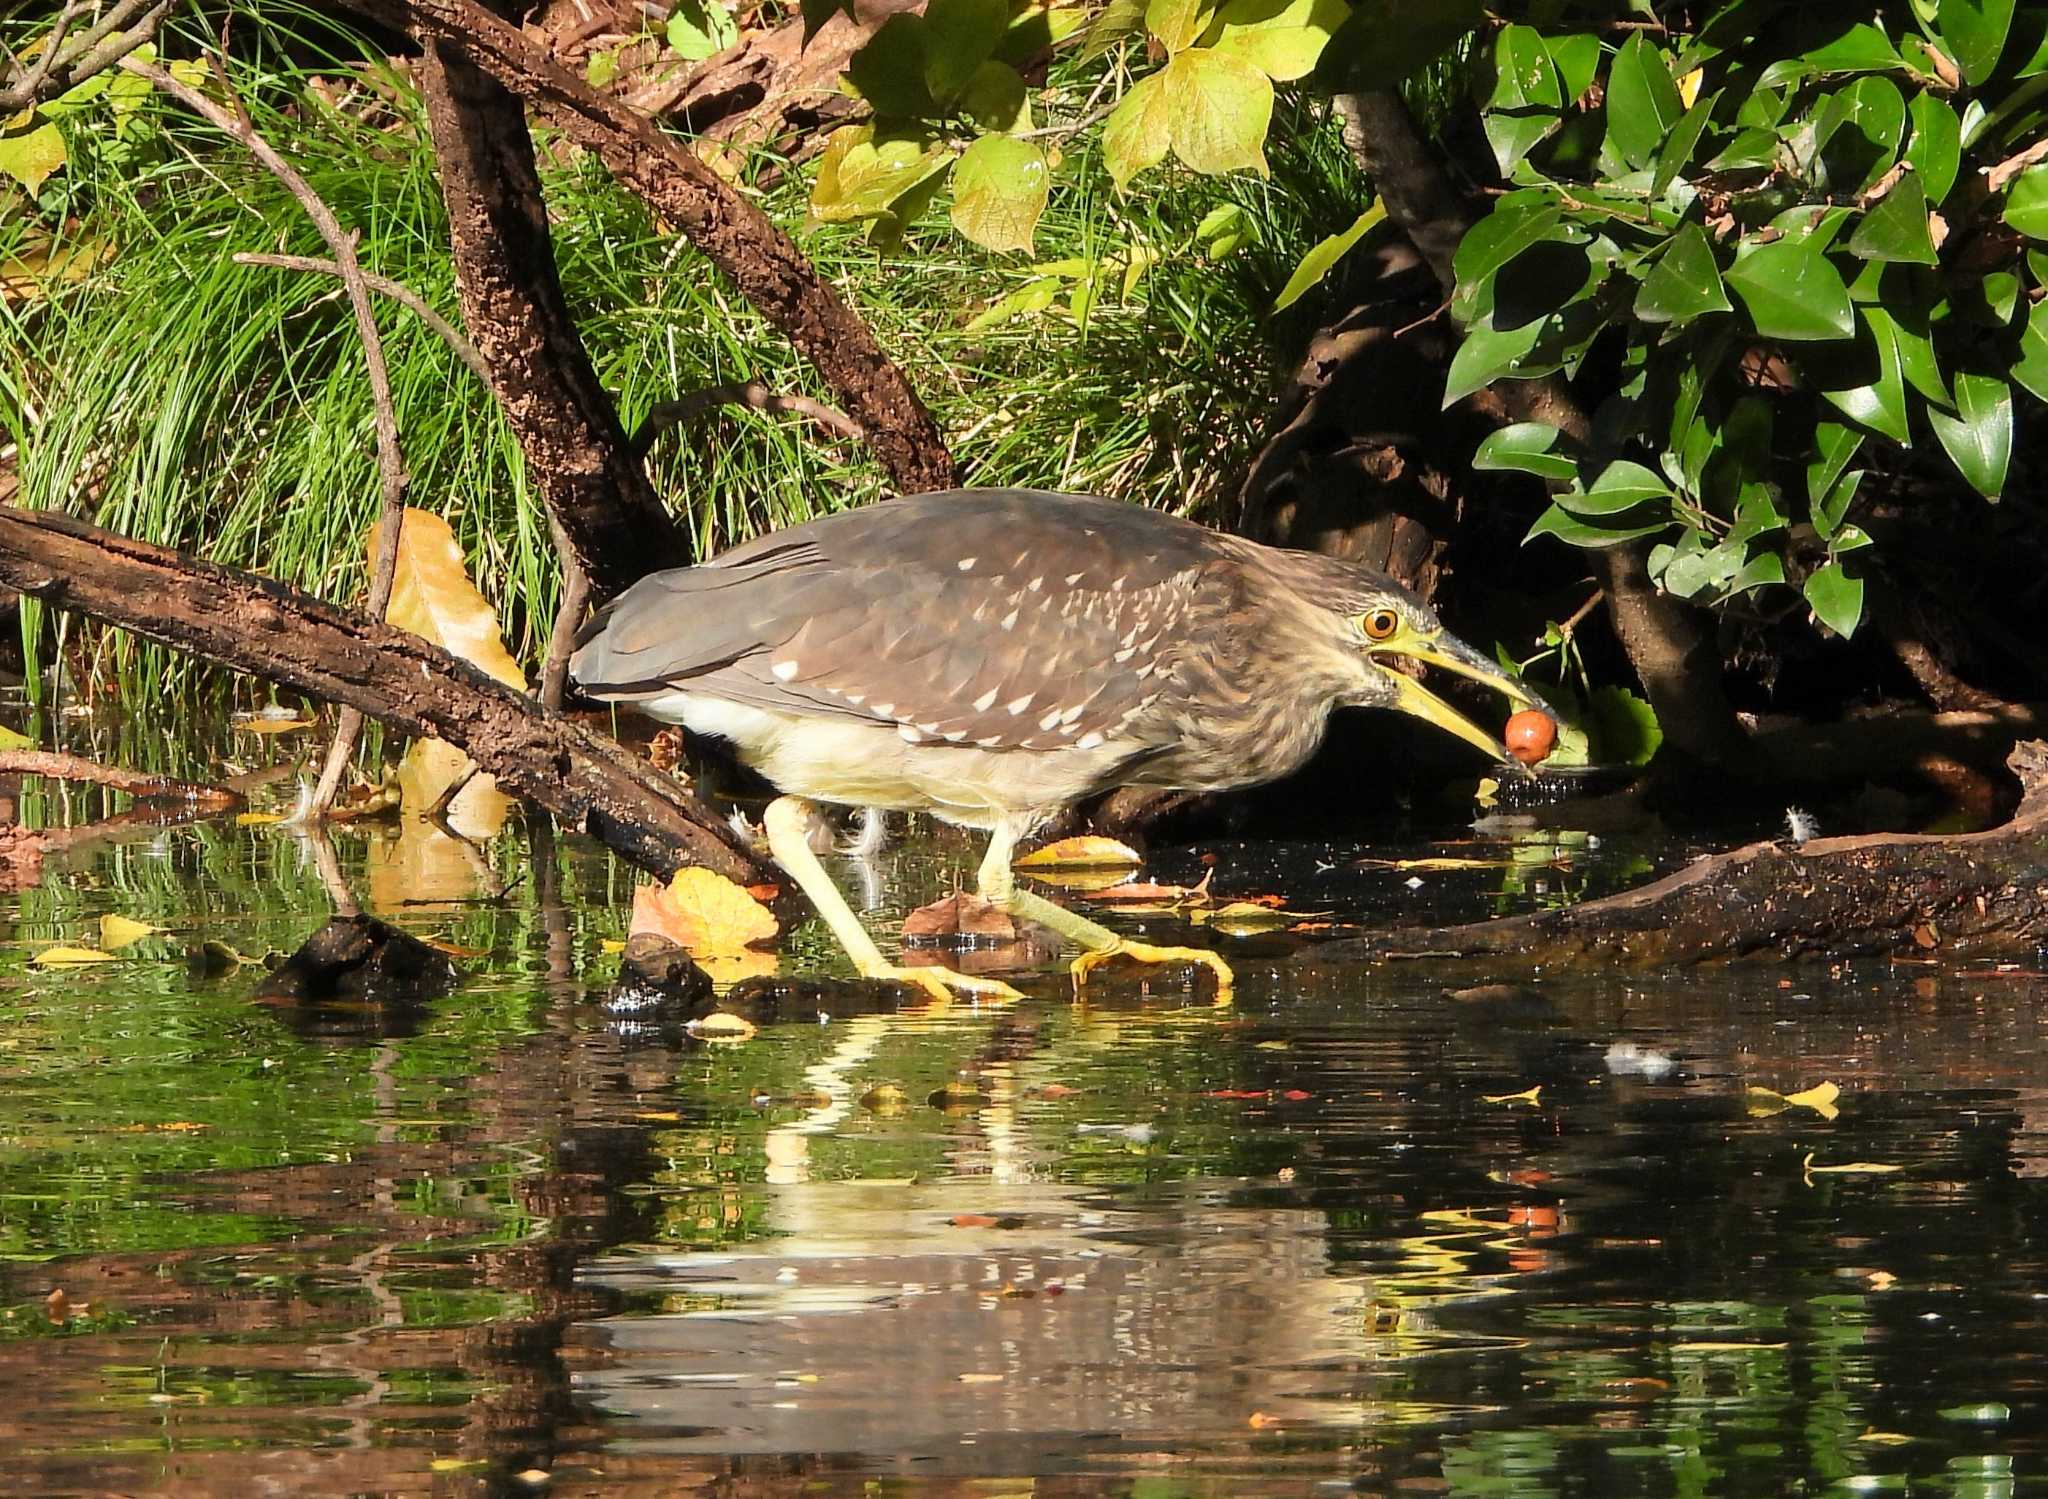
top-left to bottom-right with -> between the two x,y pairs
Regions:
1015,835 -> 1143,869
236,811 -> 287,825
861,1083 -> 910,1115
1939,1403 -> 2010,1423
97,914 -> 161,950
31,945 -> 118,967
688,1011 -> 759,1042
1748,1079 -> 1842,1121
631,868 -> 779,955
1482,1084 -> 1542,1105
1855,1430 -> 1916,1445
1803,1152 -> 1902,1176
1084,871 -> 1214,904
1357,855 -> 1517,871
234,710 -> 316,735
1190,899 -> 1319,934
598,938 -> 627,954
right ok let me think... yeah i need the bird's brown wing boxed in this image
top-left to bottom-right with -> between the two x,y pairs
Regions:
570,489 -> 1235,751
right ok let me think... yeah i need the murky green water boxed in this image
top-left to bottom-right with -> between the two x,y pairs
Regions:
4,764 -> 2046,1496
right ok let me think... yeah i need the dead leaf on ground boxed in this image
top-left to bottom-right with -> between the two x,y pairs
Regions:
631,868 -> 779,955
98,914 -> 161,950
1015,835 -> 1143,869
31,945 -> 119,967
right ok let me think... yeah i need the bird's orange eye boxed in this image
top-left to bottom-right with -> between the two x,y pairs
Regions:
1361,609 -> 1400,641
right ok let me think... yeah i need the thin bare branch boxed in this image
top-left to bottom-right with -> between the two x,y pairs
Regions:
631,380 -> 867,457
540,515 -> 591,713
0,0 -> 169,114
231,251 -> 492,383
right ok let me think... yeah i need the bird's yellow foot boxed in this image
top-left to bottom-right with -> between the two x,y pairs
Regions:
861,962 -> 1022,1003
1071,940 -> 1233,998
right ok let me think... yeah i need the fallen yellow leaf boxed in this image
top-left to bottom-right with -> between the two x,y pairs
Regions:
1189,900 -> 1320,935
1747,1080 -> 1842,1121
1677,66 -> 1704,108
235,811 -> 286,825
1482,1085 -> 1542,1105
376,509 -> 527,690
1015,835 -> 1143,869
1358,856 -> 1515,871
31,946 -> 119,967
98,914 -> 161,950
688,1011 -> 759,1041
631,868 -> 779,955
1803,1152 -> 1902,1177
598,937 -> 626,953
233,714 -> 315,735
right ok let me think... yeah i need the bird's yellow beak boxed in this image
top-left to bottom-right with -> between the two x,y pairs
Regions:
1371,629 -> 1550,768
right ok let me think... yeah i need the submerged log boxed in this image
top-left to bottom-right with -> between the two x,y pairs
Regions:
1322,742 -> 2048,968
0,508 -> 769,883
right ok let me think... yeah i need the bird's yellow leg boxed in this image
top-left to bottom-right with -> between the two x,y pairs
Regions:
763,797 -> 1020,1003
977,822 -> 1232,999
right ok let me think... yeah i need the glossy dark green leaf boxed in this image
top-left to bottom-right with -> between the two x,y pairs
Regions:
1937,0 -> 2015,84
1813,467 -> 1864,538
1806,421 -> 1865,509
1755,22 -> 1902,89
1473,421 -> 1578,481
1526,504 -> 1669,548
1816,76 -> 1906,195
1558,458 -> 1674,516
1634,224 -> 1733,324
1450,198 -> 1563,320
1707,126 -> 1779,172
1803,562 -> 1864,636
1725,240 -> 1855,340
1905,92 -> 1961,203
2005,166 -> 2048,239
923,0 -> 1009,102
1485,111 -> 1558,174
1848,174 -> 1937,263
2013,298 -> 2048,403
1606,33 -> 1685,170
1928,371 -> 2013,497
1726,550 -> 1788,594
1821,307 -> 1909,441
1442,318 -> 1552,406
1489,24 -> 1561,109
1653,92 -> 1718,196
1547,32 -> 1601,102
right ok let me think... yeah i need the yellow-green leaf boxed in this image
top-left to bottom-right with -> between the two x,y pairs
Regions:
98,914 -> 161,951
812,124 -> 955,223
0,115 -> 67,194
950,135 -> 1049,253
1104,70 -> 1173,189
1272,200 -> 1384,310
31,946 -> 119,967
1482,1084 -> 1542,1105
1146,0 -> 1211,52
0,723 -> 32,750
958,59 -> 1031,132
1162,49 -> 1272,178
1210,0 -> 1349,81
1016,835 -> 1144,868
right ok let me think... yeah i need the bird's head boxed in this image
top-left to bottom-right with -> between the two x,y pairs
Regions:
1271,554 -> 1553,768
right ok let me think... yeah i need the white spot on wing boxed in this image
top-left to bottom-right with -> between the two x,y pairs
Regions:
972,688 -> 999,712
958,556 -> 976,571
1007,694 -> 1034,715
871,701 -> 894,717
1038,708 -> 1063,731
1000,609 -> 1020,631
1027,577 -> 1043,592
771,660 -> 799,681
1065,572 -> 1083,585
1076,731 -> 1105,750
899,724 -> 923,743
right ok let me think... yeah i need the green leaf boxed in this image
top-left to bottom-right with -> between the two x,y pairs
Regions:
1653,93 -> 1718,197
0,723 -> 32,751
949,135 -> 1049,252
1634,224 -> 1733,325
1211,0 -> 1350,81
810,124 -> 954,223
1876,300 -> 1948,405
1450,198 -> 1562,321
1725,240 -> 1855,340
2012,298 -> 2048,403
959,60 -> 1030,131
1083,0 -> 1148,60
1804,562 -> 1864,636
585,49 -> 619,87
1848,174 -> 1938,263
994,1 -> 1087,63
1473,421 -> 1577,482
1816,75 -> 1906,195
1318,0 -> 1484,91
1196,201 -> 1249,245
1147,0 -> 1211,52
964,275 -> 1063,331
1103,70 -> 1173,188
1813,467 -> 1864,538
666,0 -> 737,60
1488,23 -> 1561,110
1806,421 -> 1865,514
924,0 -> 1009,101
1937,0 -> 2015,84
1547,32 -> 1600,103
1589,686 -> 1663,767
1928,372 -> 2013,497
2006,166 -> 2048,239
1526,504 -> 1669,548
1160,48 -> 1274,176
845,15 -> 937,116
1273,201 -> 1384,310
1605,32 -> 1686,170
1905,92 -> 1961,202
1442,317 -> 1548,407
1756,22 -> 1903,88
1822,306 -> 1909,441
1560,458 -> 1675,516
0,115 -> 65,194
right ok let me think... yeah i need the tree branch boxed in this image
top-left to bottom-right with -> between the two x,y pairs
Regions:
0,0 -> 168,113
0,750 -> 240,808
631,380 -> 866,457
0,508 -> 770,883
349,0 -> 958,500
231,251 -> 493,383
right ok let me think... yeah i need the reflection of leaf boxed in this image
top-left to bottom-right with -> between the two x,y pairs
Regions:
31,946 -> 118,967
1803,1152 -> 1900,1176
235,711 -> 315,735
1016,836 -> 1143,868
688,1011 -> 758,1041
98,914 -> 160,950
1358,855 -> 1515,871
632,868 -> 779,954
1482,1084 -> 1541,1105
1189,899 -> 1319,933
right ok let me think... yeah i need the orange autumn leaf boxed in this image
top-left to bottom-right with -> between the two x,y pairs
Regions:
1015,835 -> 1143,869
375,509 -> 526,691
631,867 -> 779,955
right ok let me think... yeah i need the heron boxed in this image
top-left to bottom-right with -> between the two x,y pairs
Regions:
570,488 -> 1547,1000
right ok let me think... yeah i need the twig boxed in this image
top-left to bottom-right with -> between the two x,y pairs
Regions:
631,380 -> 866,458
0,750 -> 241,808
123,55 -> 413,820
0,0 -> 168,113
540,514 -> 591,712
228,255 -> 492,383
1390,293 -> 1453,340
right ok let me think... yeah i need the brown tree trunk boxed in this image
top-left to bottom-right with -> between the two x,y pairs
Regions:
352,0 -> 958,498
0,508 -> 769,883
420,39 -> 687,597
1334,90 -> 1751,771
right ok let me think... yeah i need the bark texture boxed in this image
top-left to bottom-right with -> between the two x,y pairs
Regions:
353,0 -> 957,498
1315,742 -> 2048,967
0,509 -> 768,883
419,41 -> 685,597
